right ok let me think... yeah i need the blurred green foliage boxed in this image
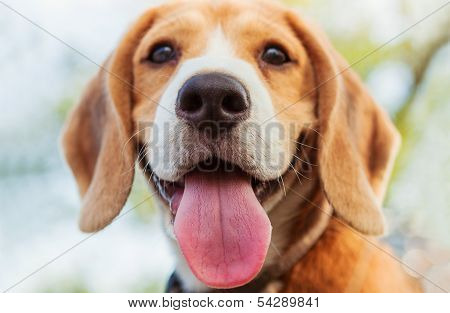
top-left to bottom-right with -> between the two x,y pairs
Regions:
128,171 -> 159,222
41,279 -> 90,293
54,97 -> 75,124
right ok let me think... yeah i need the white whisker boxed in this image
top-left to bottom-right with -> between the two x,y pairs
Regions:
279,174 -> 287,196
292,154 -> 318,167
289,139 -> 319,150
288,163 -> 303,185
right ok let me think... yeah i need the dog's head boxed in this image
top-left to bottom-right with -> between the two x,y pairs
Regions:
62,0 -> 400,289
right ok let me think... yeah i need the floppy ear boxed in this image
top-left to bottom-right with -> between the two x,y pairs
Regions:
61,9 -> 157,232
286,12 -> 400,235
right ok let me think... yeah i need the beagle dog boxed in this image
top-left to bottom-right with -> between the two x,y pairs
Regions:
62,0 -> 421,292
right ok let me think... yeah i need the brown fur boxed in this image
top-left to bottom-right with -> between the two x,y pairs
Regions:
283,219 -> 421,292
62,0 -> 419,292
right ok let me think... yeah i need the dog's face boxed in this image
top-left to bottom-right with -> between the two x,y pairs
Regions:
132,0 -> 316,184
62,0 -> 400,290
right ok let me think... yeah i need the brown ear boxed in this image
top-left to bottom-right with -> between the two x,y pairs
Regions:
61,9 -> 157,232
286,12 -> 400,235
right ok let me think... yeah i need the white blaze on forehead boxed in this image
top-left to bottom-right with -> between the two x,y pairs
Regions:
206,26 -> 235,56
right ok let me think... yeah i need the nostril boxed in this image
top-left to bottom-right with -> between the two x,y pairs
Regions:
222,94 -> 247,114
180,92 -> 203,113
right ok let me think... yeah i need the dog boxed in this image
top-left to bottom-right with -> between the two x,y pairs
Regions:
62,0 -> 421,292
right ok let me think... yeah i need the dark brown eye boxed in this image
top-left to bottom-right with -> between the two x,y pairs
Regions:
149,44 -> 176,64
261,46 -> 290,65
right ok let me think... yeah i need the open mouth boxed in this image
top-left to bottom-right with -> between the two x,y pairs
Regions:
151,159 -> 279,220
146,158 -> 277,289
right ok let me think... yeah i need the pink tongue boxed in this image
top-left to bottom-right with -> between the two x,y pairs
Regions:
174,170 -> 272,289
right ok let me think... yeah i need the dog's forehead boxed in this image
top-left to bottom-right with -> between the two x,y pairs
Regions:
148,0 -> 287,34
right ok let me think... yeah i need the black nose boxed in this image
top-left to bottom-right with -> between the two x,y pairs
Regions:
176,73 -> 250,132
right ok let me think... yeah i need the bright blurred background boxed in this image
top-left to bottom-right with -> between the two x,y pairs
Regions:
0,0 -> 449,292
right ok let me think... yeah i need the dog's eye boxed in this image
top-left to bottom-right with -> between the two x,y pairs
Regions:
261,46 -> 290,65
149,44 -> 176,64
